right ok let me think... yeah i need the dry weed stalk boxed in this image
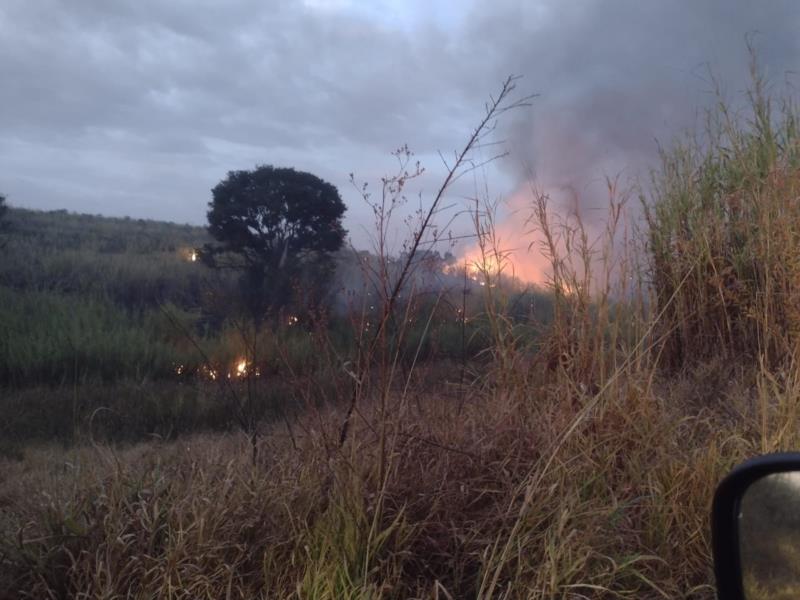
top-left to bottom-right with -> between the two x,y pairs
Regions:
337,75 -> 535,451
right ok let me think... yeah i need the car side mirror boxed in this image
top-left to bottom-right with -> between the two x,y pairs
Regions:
713,452 -> 800,599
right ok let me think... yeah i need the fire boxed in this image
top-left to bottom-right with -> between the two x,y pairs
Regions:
444,249 -> 507,288
190,250 -> 198,262
202,365 -> 218,380
175,358 -> 264,381
288,315 -> 299,326
448,186 -> 563,287
455,244 -> 547,287
465,252 -> 502,278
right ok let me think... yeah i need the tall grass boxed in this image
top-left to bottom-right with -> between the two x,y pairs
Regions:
0,288 -> 199,385
644,54 -> 800,369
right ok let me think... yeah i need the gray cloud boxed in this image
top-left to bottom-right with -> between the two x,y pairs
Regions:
1,0 -> 798,248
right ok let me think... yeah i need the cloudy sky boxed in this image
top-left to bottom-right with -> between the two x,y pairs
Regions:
1,0 -> 798,251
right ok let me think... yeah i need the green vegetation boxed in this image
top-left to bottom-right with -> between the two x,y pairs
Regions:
0,205 -> 548,451
0,210 -> 221,385
0,287 -> 192,384
1,208 -> 215,309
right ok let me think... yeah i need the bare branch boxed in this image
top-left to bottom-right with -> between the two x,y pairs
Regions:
337,75 -> 533,448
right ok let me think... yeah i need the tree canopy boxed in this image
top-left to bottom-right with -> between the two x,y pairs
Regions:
205,166 -> 346,317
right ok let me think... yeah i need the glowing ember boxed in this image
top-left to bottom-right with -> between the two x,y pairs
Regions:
189,359 -> 267,381
235,359 -> 247,377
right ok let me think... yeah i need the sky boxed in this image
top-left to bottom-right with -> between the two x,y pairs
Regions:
1,0 -> 799,255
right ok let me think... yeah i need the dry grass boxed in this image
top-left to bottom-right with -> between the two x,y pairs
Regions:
2,358 -> 791,599
644,53 -> 800,371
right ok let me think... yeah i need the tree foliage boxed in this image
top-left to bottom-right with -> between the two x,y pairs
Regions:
205,166 -> 346,318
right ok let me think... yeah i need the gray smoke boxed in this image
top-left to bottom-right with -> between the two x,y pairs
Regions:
475,0 -> 800,202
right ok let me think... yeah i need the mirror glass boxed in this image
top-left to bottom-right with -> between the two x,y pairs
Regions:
739,471 -> 800,599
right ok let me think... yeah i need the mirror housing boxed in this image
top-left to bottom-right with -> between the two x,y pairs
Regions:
712,452 -> 800,600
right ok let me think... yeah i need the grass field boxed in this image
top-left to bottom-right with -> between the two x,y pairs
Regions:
2,70 -> 800,598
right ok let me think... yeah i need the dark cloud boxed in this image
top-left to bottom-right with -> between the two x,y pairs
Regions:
0,0 -> 488,236
0,0 -> 798,246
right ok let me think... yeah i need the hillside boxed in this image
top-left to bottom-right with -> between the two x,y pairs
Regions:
0,207 -> 550,451
1,208 -> 211,306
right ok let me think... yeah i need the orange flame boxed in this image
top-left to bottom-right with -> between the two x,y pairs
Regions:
235,359 -> 247,377
455,186 -> 556,287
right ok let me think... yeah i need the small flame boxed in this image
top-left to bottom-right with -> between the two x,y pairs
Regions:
190,250 -> 197,262
288,315 -> 299,326
188,358 -> 269,382
236,359 -> 247,376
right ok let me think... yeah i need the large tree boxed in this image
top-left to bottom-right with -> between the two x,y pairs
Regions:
205,165 -> 346,320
